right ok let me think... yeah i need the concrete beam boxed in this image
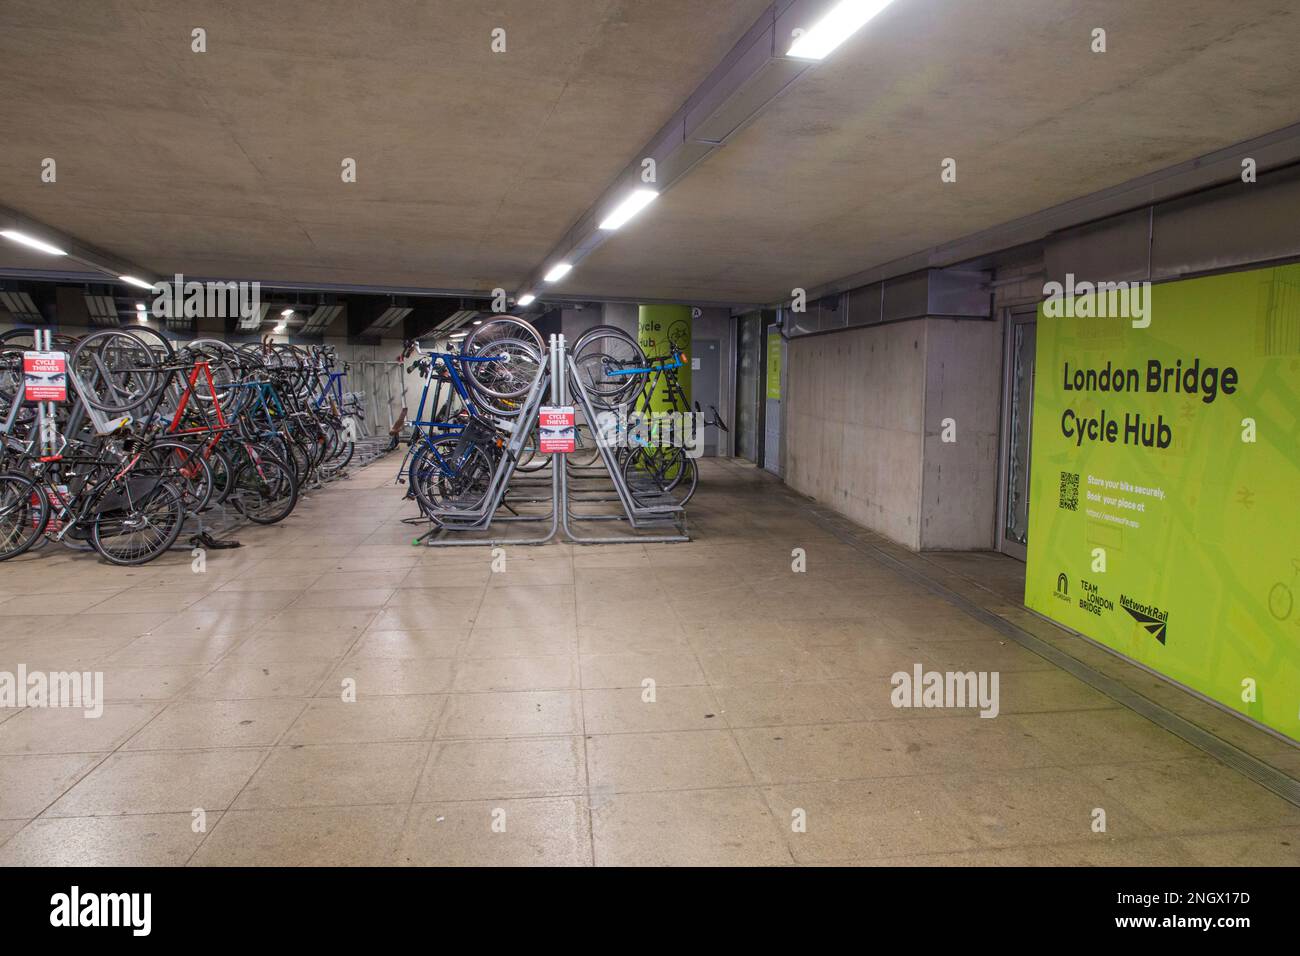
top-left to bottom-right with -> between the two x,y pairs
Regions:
0,204 -> 156,288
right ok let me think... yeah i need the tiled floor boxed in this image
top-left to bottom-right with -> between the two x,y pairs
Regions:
0,458 -> 1297,866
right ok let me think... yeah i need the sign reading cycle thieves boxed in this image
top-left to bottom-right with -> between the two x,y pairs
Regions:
538,406 -> 575,454
1025,262 -> 1300,740
23,351 -> 67,402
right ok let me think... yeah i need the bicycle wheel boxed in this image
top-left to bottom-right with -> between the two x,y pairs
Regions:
462,337 -> 544,415
230,454 -> 299,524
146,439 -> 214,513
570,326 -> 645,410
408,437 -> 496,515
514,426 -> 545,472
462,315 -> 544,355
622,445 -> 698,508
89,476 -> 186,565
69,329 -> 164,413
185,339 -> 243,417
209,447 -> 235,504
319,423 -> 354,478
570,420 -> 601,468
0,472 -> 48,560
0,345 -> 36,429
265,435 -> 309,488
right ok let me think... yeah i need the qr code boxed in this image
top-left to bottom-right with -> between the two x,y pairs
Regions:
1059,471 -> 1079,511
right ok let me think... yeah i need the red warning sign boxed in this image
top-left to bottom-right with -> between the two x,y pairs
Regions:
538,406 -> 575,454
23,351 -> 67,402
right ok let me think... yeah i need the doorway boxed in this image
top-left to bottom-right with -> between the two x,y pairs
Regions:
693,338 -> 722,456
734,313 -> 763,464
997,307 -> 1038,560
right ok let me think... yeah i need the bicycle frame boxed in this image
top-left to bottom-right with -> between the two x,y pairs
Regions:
398,351 -> 509,482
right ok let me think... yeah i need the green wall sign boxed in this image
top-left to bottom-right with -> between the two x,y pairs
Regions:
1025,262 -> 1300,740
637,304 -> 691,412
766,330 -> 782,400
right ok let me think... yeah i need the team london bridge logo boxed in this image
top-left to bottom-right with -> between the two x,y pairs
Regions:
1121,594 -> 1169,644
1077,578 -> 1114,617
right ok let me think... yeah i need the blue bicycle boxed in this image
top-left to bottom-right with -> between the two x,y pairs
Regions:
396,328 -> 543,520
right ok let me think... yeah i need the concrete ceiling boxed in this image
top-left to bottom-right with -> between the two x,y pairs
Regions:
0,0 -> 771,289
3,0 -> 1299,305
575,0 -> 1300,302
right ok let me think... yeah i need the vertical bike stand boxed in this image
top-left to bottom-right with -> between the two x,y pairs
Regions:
410,333 -> 689,547
559,336 -> 689,544
415,335 -> 558,547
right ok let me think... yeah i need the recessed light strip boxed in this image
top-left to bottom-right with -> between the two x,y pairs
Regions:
787,0 -> 898,60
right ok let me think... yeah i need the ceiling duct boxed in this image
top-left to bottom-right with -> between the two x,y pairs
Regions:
300,304 -> 344,335
785,267 -> 991,337
370,306 -> 412,331
83,294 -> 120,327
438,309 -> 480,334
0,290 -> 43,323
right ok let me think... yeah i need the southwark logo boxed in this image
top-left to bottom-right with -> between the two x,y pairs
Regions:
1053,573 -> 1070,603
1121,594 -> 1169,644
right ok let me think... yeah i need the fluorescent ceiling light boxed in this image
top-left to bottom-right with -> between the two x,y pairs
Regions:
543,263 -> 572,283
0,229 -> 67,256
118,275 -> 153,290
274,322 -> 286,333
516,293 -> 536,307
598,189 -> 658,231
787,0 -> 897,60
472,320 -> 482,325
281,308 -> 294,317
135,302 -> 146,311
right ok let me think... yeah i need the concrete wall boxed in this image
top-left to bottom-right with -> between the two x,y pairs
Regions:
786,321 -> 928,549
919,319 -> 1002,550
785,316 -> 1002,551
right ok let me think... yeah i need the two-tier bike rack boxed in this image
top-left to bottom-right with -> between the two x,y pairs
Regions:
416,334 -> 689,547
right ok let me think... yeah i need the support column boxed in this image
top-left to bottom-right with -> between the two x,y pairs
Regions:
637,304 -> 691,412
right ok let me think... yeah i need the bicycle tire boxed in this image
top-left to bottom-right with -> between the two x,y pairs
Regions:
89,477 -> 187,566
69,328 -> 164,414
231,454 -> 299,524
570,326 -> 646,410
0,472 -> 48,560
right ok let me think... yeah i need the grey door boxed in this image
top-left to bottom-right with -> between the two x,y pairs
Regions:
763,324 -> 782,475
691,338 -> 721,457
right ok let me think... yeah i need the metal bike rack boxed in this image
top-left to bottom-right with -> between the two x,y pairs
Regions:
416,335 -> 558,547
350,359 -> 407,467
415,334 -> 688,547
559,336 -> 689,544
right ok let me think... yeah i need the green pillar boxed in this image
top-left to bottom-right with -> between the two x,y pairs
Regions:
637,304 -> 691,413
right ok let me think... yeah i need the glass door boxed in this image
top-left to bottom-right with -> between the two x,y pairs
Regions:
734,313 -> 763,464
998,308 -> 1037,560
